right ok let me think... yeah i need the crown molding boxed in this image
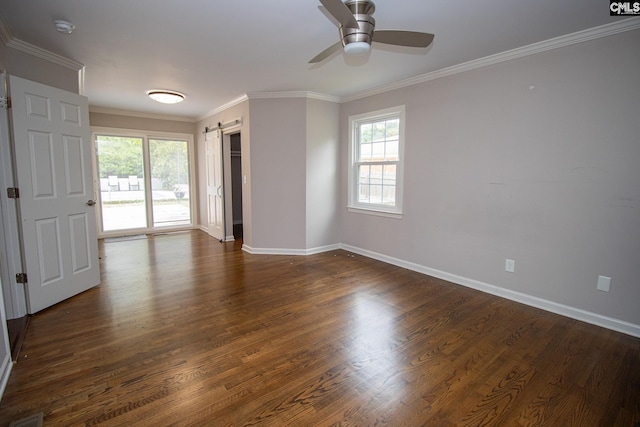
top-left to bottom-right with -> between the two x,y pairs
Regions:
6,38 -> 84,71
246,91 -> 341,103
307,92 -> 341,103
0,17 -> 12,45
197,94 -> 249,122
5,13 -> 636,118
201,91 -> 340,121
89,106 -> 197,123
341,17 -> 640,103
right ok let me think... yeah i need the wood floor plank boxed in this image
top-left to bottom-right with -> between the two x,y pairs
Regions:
0,230 -> 638,426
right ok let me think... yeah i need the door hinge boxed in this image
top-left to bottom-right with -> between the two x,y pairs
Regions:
7,187 -> 19,199
0,96 -> 10,109
16,273 -> 27,284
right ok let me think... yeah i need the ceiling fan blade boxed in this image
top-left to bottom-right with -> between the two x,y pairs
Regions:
320,0 -> 359,29
372,30 -> 434,48
309,42 -> 343,63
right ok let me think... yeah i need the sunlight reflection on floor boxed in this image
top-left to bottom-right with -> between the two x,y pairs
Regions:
352,292 -> 406,400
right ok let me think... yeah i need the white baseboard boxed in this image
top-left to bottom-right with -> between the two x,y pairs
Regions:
306,244 -> 342,255
223,239 -> 640,337
196,227 -> 236,242
242,243 -> 341,256
340,244 -> 640,338
0,358 -> 12,401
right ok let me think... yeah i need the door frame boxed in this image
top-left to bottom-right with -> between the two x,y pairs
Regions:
0,72 -> 27,319
222,130 -> 242,241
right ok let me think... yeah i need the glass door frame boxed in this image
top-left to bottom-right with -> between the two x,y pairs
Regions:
91,127 -> 196,238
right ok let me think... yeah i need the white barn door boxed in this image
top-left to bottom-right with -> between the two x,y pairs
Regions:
206,130 -> 225,241
9,76 -> 100,313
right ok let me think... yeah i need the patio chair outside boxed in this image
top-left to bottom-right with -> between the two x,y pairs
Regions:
108,175 -> 119,191
129,175 -> 140,191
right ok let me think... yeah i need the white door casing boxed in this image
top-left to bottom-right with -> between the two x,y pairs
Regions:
0,274 -> 12,399
0,74 -> 15,393
0,72 -> 27,319
9,76 -> 100,313
206,130 -> 224,241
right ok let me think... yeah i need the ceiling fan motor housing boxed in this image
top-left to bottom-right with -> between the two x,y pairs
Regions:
340,14 -> 375,46
340,0 -> 376,47
345,0 -> 375,15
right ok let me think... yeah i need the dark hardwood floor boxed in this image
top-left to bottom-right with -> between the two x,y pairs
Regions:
0,230 -> 638,426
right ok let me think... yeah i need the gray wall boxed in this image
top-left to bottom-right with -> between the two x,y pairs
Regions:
232,97 -> 341,251
340,29 -> 640,326
89,111 -> 196,135
249,98 -> 308,250
306,98 -> 340,249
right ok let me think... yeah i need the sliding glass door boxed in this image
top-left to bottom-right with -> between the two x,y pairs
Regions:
149,138 -> 191,227
94,131 -> 194,235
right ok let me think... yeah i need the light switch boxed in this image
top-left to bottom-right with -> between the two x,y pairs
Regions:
505,259 -> 515,273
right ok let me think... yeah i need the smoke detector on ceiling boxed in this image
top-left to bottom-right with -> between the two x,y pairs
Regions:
54,20 -> 75,34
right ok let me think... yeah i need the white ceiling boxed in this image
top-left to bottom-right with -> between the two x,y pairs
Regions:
0,0 -> 626,120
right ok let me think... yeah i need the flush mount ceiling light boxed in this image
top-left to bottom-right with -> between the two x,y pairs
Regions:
147,90 -> 185,104
54,20 -> 75,34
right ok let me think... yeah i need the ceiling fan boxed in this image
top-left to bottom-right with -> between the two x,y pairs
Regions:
310,0 -> 434,63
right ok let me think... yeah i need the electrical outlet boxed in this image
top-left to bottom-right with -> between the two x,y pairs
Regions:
597,275 -> 611,292
505,259 -> 515,273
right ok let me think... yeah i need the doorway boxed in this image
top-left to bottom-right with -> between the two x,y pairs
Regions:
206,125 -> 243,243
229,133 -> 243,240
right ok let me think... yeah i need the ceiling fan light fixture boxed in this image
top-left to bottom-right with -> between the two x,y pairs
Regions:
147,90 -> 185,104
344,41 -> 371,56
310,0 -> 434,64
54,20 -> 75,34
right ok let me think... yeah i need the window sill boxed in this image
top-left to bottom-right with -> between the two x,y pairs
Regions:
347,206 -> 403,219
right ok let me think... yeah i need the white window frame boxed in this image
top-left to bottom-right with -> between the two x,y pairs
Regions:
91,127 -> 196,237
348,105 -> 405,219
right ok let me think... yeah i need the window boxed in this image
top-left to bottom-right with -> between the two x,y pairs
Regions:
348,106 -> 405,217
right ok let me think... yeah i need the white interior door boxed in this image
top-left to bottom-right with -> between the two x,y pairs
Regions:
206,130 -> 224,241
9,76 -> 100,314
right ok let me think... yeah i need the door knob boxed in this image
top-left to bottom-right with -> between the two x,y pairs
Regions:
86,200 -> 96,206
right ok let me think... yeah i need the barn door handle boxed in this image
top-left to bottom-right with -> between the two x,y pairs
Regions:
86,200 -> 96,206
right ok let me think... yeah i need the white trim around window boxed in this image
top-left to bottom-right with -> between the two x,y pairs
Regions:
348,105 -> 405,218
